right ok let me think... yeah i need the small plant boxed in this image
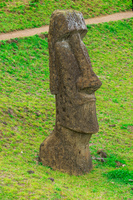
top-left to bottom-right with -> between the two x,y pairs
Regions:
121,124 -> 133,130
0,2 -> 6,8
105,169 -> 133,184
93,153 -> 126,168
29,0 -> 39,7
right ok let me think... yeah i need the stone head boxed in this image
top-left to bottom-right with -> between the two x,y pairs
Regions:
48,10 -> 102,134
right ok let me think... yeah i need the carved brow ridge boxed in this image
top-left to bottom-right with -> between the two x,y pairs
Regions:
58,30 -> 86,41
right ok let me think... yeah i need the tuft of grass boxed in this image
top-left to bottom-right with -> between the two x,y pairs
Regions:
104,169 -> 133,184
0,0 -> 132,33
0,18 -> 133,199
93,153 -> 126,168
121,124 -> 133,130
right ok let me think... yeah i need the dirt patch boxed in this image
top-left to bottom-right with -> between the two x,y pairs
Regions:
128,126 -> 133,132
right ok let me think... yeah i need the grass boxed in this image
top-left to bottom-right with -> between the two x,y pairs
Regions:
0,0 -> 132,33
105,169 -> 133,184
0,18 -> 133,199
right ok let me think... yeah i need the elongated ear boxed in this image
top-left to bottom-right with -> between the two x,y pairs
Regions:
49,41 -> 59,94
48,17 -> 59,95
49,59 -> 57,95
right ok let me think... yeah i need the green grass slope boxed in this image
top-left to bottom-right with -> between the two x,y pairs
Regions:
0,0 -> 132,33
0,18 -> 133,199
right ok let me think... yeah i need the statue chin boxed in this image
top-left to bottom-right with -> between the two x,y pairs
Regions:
57,94 -> 99,134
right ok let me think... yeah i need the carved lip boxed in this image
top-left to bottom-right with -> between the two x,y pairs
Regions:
79,92 -> 96,102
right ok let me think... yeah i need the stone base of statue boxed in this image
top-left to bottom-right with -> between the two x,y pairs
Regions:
39,126 -> 92,175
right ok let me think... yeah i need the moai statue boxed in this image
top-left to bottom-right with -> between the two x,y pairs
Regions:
39,10 -> 102,175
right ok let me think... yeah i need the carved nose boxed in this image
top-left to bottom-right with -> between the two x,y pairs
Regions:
69,32 -> 102,94
77,70 -> 102,94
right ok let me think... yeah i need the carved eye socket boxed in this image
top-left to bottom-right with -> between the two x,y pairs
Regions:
78,30 -> 87,39
62,31 -> 85,40
62,33 -> 70,40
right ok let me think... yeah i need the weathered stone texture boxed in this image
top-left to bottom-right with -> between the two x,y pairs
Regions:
39,10 -> 102,175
